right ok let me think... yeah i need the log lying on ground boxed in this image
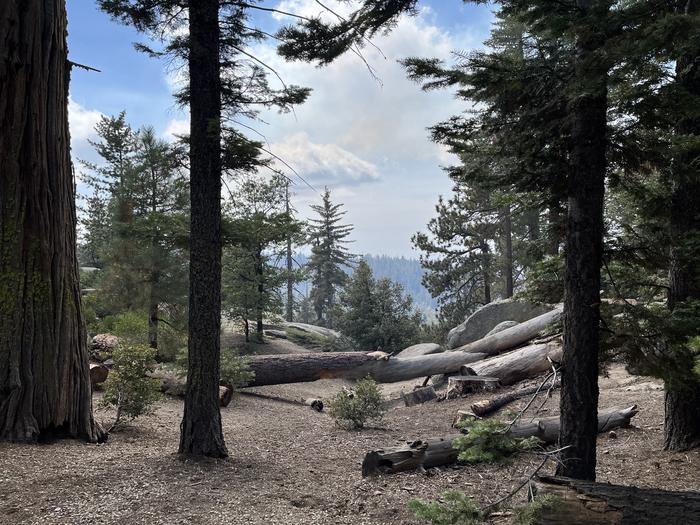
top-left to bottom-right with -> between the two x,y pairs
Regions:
395,343 -> 443,358
245,350 -> 489,387
452,307 -> 562,357
238,390 -> 324,411
447,376 -> 499,399
509,405 -> 638,443
219,385 -> 234,407
471,381 -> 561,417
361,406 -> 638,476
462,342 -> 563,386
531,475 -> 700,524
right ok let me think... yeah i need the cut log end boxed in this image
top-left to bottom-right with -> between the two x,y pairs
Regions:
403,386 -> 437,407
90,363 -> 109,388
219,385 -> 234,407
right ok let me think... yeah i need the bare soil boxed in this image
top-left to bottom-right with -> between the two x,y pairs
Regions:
1,364 -> 698,525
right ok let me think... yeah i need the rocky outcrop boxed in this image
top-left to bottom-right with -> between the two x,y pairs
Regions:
446,300 -> 551,349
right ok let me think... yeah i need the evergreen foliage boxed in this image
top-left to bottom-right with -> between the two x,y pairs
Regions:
306,188 -> 356,328
453,418 -> 540,464
408,491 -> 485,525
327,377 -> 385,429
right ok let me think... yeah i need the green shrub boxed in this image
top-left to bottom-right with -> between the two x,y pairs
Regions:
454,419 -> 540,463
174,346 -> 255,390
327,377 -> 385,429
517,255 -> 564,304
409,491 -> 485,525
95,310 -> 149,344
514,495 -> 561,525
100,342 -> 162,430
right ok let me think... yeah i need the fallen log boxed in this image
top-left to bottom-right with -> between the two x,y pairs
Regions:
452,307 -> 562,357
246,350 -> 489,387
403,386 -> 437,407
462,342 -> 563,386
531,475 -> 700,524
238,390 -> 324,412
361,406 -> 638,476
509,405 -> 638,443
395,343 -> 443,358
471,381 -> 561,417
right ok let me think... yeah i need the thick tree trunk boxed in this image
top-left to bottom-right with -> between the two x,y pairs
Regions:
464,342 -> 563,386
531,475 -> 700,524
481,242 -> 492,304
558,0 -> 608,480
179,0 -> 227,458
452,308 -> 562,356
664,0 -> 700,452
502,205 -> 514,298
0,0 -> 101,442
362,407 -> 637,476
285,182 -> 294,322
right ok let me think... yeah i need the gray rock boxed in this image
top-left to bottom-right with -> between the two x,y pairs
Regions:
446,300 -> 551,349
283,322 -> 340,339
395,343 -> 443,358
484,320 -> 519,338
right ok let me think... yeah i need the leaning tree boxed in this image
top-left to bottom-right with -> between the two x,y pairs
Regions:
0,0 -> 101,442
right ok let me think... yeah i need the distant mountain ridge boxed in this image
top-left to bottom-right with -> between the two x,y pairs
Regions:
291,253 -> 437,312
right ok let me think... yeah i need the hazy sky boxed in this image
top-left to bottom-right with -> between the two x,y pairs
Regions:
66,0 -> 494,256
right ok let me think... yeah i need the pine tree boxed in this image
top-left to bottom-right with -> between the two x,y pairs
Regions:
307,189 -> 355,328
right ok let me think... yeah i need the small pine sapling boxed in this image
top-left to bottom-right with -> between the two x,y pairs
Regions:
328,377 -> 386,429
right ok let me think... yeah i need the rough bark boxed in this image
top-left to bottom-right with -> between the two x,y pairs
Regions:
285,182 -> 294,322
452,308 -> 562,356
245,350 -> 489,387
362,407 -> 637,476
502,205 -> 514,298
664,0 -> 700,452
178,0 -> 227,458
471,381 -> 561,417
463,342 -> 563,386
0,0 -> 101,442
531,475 -> 700,524
558,0 -> 608,480
90,364 -> 109,388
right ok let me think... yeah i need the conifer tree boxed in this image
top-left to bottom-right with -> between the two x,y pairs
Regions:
307,189 -> 355,328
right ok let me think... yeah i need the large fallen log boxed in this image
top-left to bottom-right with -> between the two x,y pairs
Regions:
245,350 -> 489,387
361,406 -> 638,476
452,307 -> 562,356
462,342 -> 563,386
531,475 -> 700,524
471,381 -> 561,417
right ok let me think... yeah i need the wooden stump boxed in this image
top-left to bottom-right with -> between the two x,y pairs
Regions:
531,475 -> 700,524
89,363 -> 109,388
403,386 -> 437,407
447,376 -> 499,399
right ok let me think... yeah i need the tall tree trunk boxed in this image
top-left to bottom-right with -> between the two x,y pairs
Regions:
285,182 -> 294,322
557,0 -> 608,481
546,203 -> 565,256
481,242 -> 492,304
148,290 -> 158,350
255,251 -> 264,342
179,0 -> 227,458
664,0 -> 700,451
0,0 -> 101,442
502,205 -> 514,298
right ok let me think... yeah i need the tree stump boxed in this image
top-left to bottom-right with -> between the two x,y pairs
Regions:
90,364 -> 109,389
447,376 -> 499,399
403,386 -> 437,407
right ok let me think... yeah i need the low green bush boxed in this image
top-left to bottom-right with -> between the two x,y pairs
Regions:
454,418 -> 540,463
409,491 -> 485,525
100,342 -> 162,430
327,377 -> 385,429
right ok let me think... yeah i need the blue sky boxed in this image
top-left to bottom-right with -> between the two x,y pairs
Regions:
67,0 -> 494,256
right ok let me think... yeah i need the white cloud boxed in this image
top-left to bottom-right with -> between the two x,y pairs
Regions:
271,132 -> 380,188
68,98 -> 101,142
163,118 -> 189,140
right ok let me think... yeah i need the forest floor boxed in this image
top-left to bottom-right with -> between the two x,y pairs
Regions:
1,363 -> 699,524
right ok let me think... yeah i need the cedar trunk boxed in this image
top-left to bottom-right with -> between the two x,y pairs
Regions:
178,0 -> 227,458
665,1 -> 700,451
0,0 -> 101,442
558,0 -> 608,480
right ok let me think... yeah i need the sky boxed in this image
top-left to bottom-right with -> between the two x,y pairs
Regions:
66,0 -> 495,257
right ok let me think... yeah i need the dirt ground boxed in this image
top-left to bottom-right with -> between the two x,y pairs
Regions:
1,364 -> 698,525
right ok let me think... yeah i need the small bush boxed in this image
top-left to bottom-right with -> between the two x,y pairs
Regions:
327,377 -> 385,429
409,491 -> 485,525
100,342 -> 162,430
514,495 -> 561,525
220,348 -> 255,388
454,418 -> 540,463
